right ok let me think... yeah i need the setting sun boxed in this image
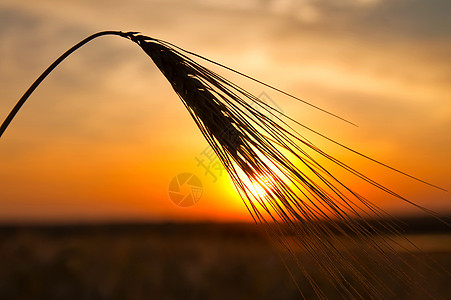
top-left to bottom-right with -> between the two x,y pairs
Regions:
246,172 -> 277,200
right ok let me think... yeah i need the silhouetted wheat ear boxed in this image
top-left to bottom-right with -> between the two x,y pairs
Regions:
0,31 -> 447,299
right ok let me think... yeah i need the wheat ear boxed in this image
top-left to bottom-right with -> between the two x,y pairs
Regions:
1,31 -> 446,299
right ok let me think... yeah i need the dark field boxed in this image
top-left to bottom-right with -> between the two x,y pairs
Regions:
0,219 -> 449,299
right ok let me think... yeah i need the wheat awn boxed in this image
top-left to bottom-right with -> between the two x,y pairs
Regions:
0,30 -> 447,299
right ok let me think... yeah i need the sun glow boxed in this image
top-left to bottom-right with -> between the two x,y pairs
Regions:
245,172 -> 277,201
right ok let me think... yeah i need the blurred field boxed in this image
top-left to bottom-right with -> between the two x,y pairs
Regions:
0,218 -> 449,299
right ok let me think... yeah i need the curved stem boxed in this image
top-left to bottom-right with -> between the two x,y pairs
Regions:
0,30 -> 131,139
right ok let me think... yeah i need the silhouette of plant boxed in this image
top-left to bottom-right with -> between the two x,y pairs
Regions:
0,31 -> 446,299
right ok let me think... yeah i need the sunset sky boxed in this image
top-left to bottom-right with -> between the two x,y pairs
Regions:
0,0 -> 450,223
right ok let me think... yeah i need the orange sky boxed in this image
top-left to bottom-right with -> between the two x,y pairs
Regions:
0,0 -> 450,223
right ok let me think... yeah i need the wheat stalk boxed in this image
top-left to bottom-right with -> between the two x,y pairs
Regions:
0,31 -> 446,299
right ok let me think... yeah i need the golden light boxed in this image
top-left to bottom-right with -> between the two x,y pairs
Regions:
244,171 -> 278,201
249,174 -> 269,198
